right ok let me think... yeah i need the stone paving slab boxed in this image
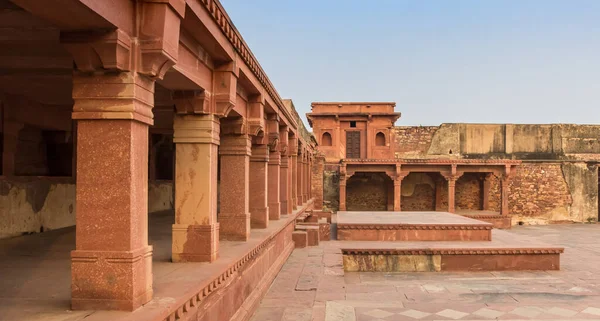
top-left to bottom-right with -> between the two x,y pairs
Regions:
251,224 -> 600,321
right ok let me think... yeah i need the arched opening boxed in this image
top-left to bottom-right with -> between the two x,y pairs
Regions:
400,172 -> 437,211
346,172 -> 391,211
375,132 -> 386,146
321,132 -> 332,146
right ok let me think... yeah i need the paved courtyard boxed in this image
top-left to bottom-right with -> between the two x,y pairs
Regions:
251,224 -> 600,321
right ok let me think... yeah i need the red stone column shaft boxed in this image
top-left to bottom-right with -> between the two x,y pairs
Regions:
305,159 -> 310,199
268,149 -> 281,220
171,114 -> 220,262
249,144 -> 269,228
71,72 -> 153,311
291,153 -> 298,209
500,176 -> 509,215
297,154 -> 304,205
448,178 -> 457,213
394,178 -> 402,211
280,154 -> 290,215
339,175 -> 347,211
219,134 -> 251,241
287,155 -> 293,212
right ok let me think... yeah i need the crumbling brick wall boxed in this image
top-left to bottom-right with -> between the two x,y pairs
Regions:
394,126 -> 438,158
455,173 -> 482,210
346,173 -> 389,211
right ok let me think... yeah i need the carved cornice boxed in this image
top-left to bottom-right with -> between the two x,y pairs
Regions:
341,248 -> 564,255
62,1 -> 182,79
342,158 -> 522,165
198,0 -> 297,128
337,224 -> 492,231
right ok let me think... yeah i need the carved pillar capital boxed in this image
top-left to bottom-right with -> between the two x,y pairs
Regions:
173,114 -> 220,145
72,72 -> 155,125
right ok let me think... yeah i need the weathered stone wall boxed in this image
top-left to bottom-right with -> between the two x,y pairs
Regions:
456,173 -> 482,210
0,177 -> 75,239
323,165 -> 340,212
400,173 -> 436,211
0,178 -> 174,239
148,180 -> 173,213
311,154 -> 325,210
394,126 -> 439,158
346,173 -> 389,211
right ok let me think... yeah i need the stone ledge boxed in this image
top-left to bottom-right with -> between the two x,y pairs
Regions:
337,224 -> 493,230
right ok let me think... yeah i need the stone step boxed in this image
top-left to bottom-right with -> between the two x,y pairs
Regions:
295,225 -> 319,246
292,231 -> 308,248
337,211 -> 493,241
341,230 -> 564,272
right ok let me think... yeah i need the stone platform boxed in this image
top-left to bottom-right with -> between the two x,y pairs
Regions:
337,211 -> 493,241
341,229 -> 564,272
458,210 -> 512,229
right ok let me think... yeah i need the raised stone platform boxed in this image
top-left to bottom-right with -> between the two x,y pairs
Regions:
458,210 -> 512,229
337,211 -> 493,241
342,229 -> 564,272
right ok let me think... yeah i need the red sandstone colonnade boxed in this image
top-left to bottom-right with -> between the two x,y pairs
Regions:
339,159 -> 520,216
0,0 -> 317,314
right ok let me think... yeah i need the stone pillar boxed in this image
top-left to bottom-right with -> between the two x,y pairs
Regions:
447,176 -> 458,213
291,145 -> 298,209
339,173 -> 347,211
70,72 -> 153,310
307,156 -> 312,199
482,173 -> 492,211
219,134 -> 251,241
171,113 -> 220,263
304,156 -> 312,201
2,120 -> 23,176
249,144 -> 269,228
280,153 -> 290,215
500,175 -> 509,215
393,177 -> 402,211
297,152 -> 304,205
268,148 -> 281,220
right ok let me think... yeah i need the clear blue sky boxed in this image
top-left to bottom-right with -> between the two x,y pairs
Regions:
222,0 -> 600,126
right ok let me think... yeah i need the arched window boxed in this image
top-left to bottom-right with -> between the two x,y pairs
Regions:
321,132 -> 332,146
375,132 -> 386,146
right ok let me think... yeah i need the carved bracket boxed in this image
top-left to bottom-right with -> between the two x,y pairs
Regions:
62,29 -> 132,72
173,90 -> 210,114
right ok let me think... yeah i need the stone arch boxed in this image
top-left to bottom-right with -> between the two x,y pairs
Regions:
321,132 -> 332,146
375,131 -> 386,146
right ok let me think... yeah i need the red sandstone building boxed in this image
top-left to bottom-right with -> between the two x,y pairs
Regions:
0,1 -> 599,320
0,0 -> 317,320
308,102 -> 600,228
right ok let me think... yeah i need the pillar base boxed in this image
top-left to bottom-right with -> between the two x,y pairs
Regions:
280,201 -> 288,215
250,207 -> 269,229
269,202 -> 281,220
219,215 -> 250,241
71,246 -> 153,311
172,224 -> 219,263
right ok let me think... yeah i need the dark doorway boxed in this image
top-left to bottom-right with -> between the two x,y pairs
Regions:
346,131 -> 360,159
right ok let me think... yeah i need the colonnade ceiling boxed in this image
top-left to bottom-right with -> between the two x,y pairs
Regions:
0,0 -> 73,106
